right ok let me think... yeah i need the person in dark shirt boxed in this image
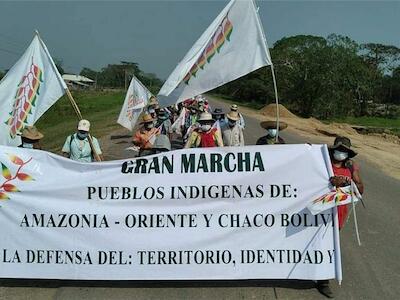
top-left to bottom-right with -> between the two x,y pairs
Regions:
256,121 -> 288,145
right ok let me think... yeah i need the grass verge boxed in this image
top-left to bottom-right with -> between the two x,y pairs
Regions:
36,90 -> 125,152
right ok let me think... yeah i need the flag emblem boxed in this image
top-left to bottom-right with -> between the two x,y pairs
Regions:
183,14 -> 233,85
6,58 -> 44,138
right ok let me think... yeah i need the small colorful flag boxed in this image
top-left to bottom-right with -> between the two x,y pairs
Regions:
307,181 -> 362,215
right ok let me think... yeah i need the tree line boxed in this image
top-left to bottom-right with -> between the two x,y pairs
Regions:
214,34 -> 400,119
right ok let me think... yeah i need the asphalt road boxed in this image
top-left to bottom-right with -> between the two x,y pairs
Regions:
1,99 -> 399,300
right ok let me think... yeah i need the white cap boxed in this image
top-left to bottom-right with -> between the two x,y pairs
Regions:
78,119 -> 90,132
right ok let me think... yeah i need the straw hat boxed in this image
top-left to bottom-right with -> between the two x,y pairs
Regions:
328,136 -> 357,158
198,112 -> 214,122
226,111 -> 240,121
230,104 -> 238,112
21,126 -> 43,140
148,96 -> 158,106
140,113 -> 155,124
260,120 -> 288,130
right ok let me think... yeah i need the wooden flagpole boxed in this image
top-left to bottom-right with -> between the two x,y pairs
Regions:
64,89 -> 102,162
35,30 -> 101,161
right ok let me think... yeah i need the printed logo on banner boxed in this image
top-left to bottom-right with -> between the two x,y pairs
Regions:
6,58 -> 44,139
183,14 -> 233,84
0,154 -> 34,202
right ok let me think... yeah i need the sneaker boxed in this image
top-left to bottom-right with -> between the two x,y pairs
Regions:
317,280 -> 334,298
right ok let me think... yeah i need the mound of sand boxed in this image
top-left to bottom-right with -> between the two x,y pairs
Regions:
261,104 -> 298,119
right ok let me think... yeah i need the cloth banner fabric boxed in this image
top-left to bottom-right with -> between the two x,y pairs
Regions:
157,0 -> 272,107
0,144 -> 341,281
0,34 -> 66,146
117,75 -> 152,131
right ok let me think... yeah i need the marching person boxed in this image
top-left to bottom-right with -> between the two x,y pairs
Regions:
256,121 -> 288,145
221,111 -> 244,147
329,136 -> 364,227
230,104 -> 245,129
62,119 -> 103,162
132,113 -> 159,156
19,126 -> 43,150
148,107 -> 157,120
212,108 -> 226,127
185,112 -> 223,148
317,136 -> 364,298
147,96 -> 158,110
156,108 -> 172,139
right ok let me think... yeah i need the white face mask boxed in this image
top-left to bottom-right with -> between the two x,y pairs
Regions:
333,150 -> 348,161
145,123 -> 154,129
268,129 -> 277,137
201,124 -> 211,132
22,142 -> 34,149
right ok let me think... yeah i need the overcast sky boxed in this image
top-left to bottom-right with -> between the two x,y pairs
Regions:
0,0 -> 399,79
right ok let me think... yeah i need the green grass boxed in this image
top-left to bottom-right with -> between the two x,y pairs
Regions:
209,94 -> 265,110
328,116 -> 400,132
36,90 -> 125,152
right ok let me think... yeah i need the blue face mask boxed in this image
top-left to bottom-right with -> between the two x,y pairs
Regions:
77,131 -> 88,140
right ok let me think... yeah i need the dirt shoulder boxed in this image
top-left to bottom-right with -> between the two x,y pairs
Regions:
237,102 -> 400,180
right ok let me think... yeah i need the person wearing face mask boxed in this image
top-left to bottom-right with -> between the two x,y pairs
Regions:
132,113 -> 160,156
229,104 -> 245,129
256,121 -> 287,145
212,108 -> 227,127
185,112 -> 223,148
328,136 -> 364,227
221,111 -> 244,147
19,126 -> 43,150
316,136 -> 364,298
62,119 -> 103,162
156,109 -> 173,140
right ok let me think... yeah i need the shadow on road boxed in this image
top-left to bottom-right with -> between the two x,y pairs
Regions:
0,279 -> 317,290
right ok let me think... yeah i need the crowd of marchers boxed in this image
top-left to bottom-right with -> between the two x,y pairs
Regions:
18,95 -> 364,298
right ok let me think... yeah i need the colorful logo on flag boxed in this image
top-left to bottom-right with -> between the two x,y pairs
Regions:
183,14 -> 233,85
0,154 -> 34,202
126,91 -> 145,121
6,58 -> 44,138
312,188 -> 351,205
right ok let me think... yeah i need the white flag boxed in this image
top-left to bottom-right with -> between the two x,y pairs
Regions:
0,33 -> 66,146
158,0 -> 272,107
117,75 -> 152,131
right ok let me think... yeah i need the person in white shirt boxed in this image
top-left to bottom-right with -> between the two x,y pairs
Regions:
62,119 -> 103,162
221,111 -> 244,147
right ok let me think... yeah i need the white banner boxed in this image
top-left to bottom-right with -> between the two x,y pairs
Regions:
0,33 -> 66,146
158,0 -> 272,107
117,75 -> 152,131
0,144 -> 341,281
